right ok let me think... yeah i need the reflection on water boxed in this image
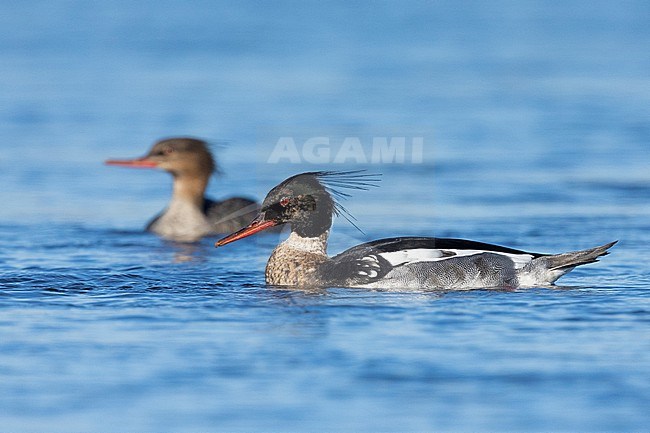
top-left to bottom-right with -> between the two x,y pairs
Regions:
169,242 -> 205,263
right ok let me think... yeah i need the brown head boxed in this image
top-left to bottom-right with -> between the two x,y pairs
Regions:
106,137 -> 216,178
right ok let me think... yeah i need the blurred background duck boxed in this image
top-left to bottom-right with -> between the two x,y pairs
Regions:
106,137 -> 258,242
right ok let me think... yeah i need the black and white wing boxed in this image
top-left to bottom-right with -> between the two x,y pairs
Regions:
322,237 -> 545,288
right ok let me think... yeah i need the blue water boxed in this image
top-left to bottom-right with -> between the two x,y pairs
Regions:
1,1 -> 650,432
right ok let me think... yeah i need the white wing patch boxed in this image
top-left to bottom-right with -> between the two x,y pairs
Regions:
500,252 -> 535,269
355,254 -> 381,278
379,249 -> 449,266
378,248 -> 534,269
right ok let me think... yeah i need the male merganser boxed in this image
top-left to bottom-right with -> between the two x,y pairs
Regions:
106,137 -> 258,242
215,171 -> 617,290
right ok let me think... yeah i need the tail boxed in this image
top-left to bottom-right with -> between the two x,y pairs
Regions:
544,240 -> 618,271
518,241 -> 617,286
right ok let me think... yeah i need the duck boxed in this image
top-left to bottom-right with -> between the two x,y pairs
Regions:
214,171 -> 617,290
106,137 -> 258,242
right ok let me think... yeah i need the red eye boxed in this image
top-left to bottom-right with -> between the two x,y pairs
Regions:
280,197 -> 290,207
164,147 -> 175,155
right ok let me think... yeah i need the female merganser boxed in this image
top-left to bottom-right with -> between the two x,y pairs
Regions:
215,171 -> 616,290
106,137 -> 258,242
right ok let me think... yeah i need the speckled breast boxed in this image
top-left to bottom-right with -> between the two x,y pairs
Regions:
265,248 -> 328,286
